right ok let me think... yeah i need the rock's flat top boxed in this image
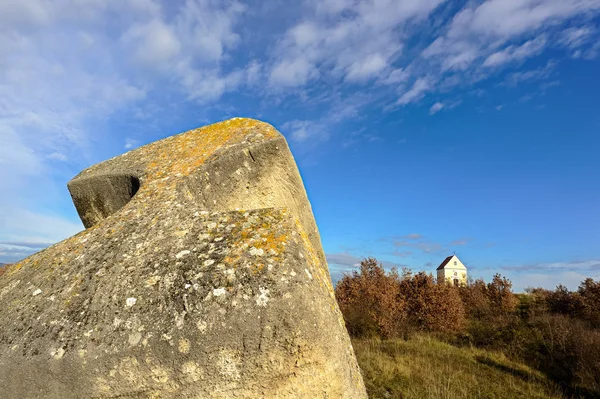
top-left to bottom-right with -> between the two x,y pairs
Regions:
0,118 -> 367,398
73,118 -> 279,202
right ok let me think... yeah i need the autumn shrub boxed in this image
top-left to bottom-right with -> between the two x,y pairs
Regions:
399,271 -> 466,333
525,314 -> 600,396
529,279 -> 600,327
487,273 -> 518,315
459,278 -> 492,319
544,284 -> 582,316
577,278 -> 600,327
335,258 -> 406,338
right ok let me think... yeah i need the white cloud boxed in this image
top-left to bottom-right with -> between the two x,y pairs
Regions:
420,0 -> 600,90
514,270 -> 600,292
121,19 -> 181,68
245,61 -> 263,86
403,234 -> 423,240
559,26 -> 596,49
47,152 -> 68,162
173,0 -> 245,64
345,53 -> 388,82
124,138 -> 139,150
505,60 -> 557,85
267,0 -> 446,89
0,209 -> 81,243
483,35 -> 548,67
446,0 -> 600,39
282,119 -> 322,142
429,102 -> 445,115
397,78 -> 432,105
380,68 -> 410,85
269,58 -> 318,88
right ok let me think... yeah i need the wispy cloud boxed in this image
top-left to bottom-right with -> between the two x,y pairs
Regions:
429,102 -> 445,115
392,250 -> 413,258
503,259 -> 600,272
403,233 -> 423,240
267,0 -> 445,90
504,60 -> 557,86
514,270 -> 600,292
483,36 -> 547,68
394,239 -> 444,254
326,252 -> 362,267
0,241 -> 54,249
327,252 -> 401,269
449,237 -> 471,246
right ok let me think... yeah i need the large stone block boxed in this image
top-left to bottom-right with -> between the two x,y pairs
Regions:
0,118 -> 366,398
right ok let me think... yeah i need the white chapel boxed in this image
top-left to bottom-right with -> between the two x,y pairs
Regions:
436,255 -> 467,286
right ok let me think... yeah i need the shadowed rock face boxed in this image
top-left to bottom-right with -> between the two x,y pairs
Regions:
0,118 -> 367,398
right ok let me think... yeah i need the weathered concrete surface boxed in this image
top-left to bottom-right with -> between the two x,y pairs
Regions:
0,118 -> 367,398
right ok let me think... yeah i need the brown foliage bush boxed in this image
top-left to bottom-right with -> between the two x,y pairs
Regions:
487,273 -> 518,314
459,278 -> 491,319
335,258 -> 406,338
399,271 -> 466,333
528,278 -> 600,328
577,278 -> 600,327
335,258 -> 467,337
526,314 -> 600,396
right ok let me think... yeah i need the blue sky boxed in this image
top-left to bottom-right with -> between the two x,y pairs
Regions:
1,0 -> 599,291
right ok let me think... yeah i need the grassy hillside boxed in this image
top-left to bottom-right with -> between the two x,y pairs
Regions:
353,335 -> 565,399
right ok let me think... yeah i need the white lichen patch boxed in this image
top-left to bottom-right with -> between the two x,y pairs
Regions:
256,287 -> 270,307
181,361 -> 203,382
249,247 -> 264,256
197,320 -> 208,334
50,347 -> 66,360
126,297 -> 137,307
178,338 -> 191,354
175,250 -> 191,259
216,350 -> 241,380
175,311 -> 187,329
163,272 -> 177,288
128,332 -> 142,346
203,259 -> 215,267
305,269 -> 313,280
213,287 -> 226,297
0,280 -> 20,301
145,275 -> 161,287
32,288 -> 42,296
224,268 -> 235,282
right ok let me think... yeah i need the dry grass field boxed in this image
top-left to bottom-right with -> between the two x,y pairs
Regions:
353,335 -> 566,399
